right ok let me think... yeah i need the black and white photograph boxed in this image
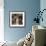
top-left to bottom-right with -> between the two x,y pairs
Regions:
10,11 -> 25,27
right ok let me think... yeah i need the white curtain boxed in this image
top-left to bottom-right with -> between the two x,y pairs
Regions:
0,0 -> 4,42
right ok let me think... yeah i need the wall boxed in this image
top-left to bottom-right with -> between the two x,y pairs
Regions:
4,0 -> 40,42
40,0 -> 46,27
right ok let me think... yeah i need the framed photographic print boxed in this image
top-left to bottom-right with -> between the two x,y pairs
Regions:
10,11 -> 25,27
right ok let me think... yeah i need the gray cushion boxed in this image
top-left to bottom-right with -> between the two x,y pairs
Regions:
17,37 -> 25,46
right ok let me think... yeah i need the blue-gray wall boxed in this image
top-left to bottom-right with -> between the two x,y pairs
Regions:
40,0 -> 46,27
4,0 -> 40,42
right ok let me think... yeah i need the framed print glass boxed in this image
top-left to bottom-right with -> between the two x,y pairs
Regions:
10,11 -> 25,27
